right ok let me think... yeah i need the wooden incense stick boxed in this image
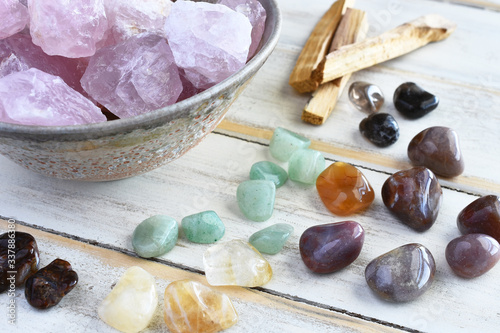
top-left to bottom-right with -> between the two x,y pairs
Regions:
288,0 -> 354,93
302,8 -> 368,125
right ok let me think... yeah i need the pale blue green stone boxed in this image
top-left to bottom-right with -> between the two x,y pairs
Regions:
132,215 -> 178,258
249,223 -> 294,255
288,149 -> 325,185
181,211 -> 225,244
269,127 -> 311,162
237,180 -> 276,222
250,161 -> 288,188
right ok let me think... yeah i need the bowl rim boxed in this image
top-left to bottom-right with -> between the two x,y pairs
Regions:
0,0 -> 282,139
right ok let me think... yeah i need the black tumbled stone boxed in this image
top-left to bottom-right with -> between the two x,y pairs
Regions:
359,113 -> 399,147
393,82 -> 439,119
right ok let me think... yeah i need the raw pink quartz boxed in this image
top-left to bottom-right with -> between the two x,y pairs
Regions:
28,0 -> 108,58
81,33 -> 182,118
0,0 -> 29,39
218,0 -> 266,59
0,68 -> 106,126
164,0 -> 252,90
0,54 -> 29,77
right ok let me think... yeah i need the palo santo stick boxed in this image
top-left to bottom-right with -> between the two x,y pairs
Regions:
302,8 -> 368,125
314,14 -> 457,85
289,0 -> 355,93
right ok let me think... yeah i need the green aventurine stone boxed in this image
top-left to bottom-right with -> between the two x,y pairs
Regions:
237,180 -> 276,222
249,223 -> 294,255
181,211 -> 225,244
269,127 -> 311,162
132,215 -> 178,258
250,161 -> 288,188
288,149 -> 325,185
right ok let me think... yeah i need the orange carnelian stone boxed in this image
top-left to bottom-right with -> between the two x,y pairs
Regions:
316,162 -> 374,216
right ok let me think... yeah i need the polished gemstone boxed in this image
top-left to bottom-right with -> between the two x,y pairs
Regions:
457,195 -> 500,242
0,0 -> 29,39
365,243 -> 436,302
250,161 -> 288,188
382,167 -> 442,232
316,162 -> 375,216
236,180 -> 275,222
300,221 -> 364,273
348,81 -> 384,113
249,223 -> 294,255
359,113 -> 399,147
181,211 -> 225,244
203,239 -> 272,287
98,266 -> 158,333
408,126 -> 464,177
25,259 -> 78,309
132,215 -> 178,258
394,82 -> 439,119
163,280 -> 238,333
269,127 -> 311,162
446,233 -> 500,278
0,231 -> 39,293
288,149 -> 325,185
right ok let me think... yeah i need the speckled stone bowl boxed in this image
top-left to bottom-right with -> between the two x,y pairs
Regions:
0,0 -> 281,181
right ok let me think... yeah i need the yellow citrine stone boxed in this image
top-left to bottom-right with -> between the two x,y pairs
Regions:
163,280 -> 238,333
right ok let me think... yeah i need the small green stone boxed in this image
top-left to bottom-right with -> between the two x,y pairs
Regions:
288,149 -> 325,185
249,223 -> 294,255
181,211 -> 225,244
250,161 -> 288,188
132,215 -> 178,258
237,180 -> 276,222
269,127 -> 311,162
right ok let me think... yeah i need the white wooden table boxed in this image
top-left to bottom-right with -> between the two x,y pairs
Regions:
1,0 -> 500,332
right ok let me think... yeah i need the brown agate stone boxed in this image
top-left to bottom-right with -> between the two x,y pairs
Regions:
457,195 -> 500,242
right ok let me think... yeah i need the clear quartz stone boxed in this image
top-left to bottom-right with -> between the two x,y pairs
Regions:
348,81 -> 384,113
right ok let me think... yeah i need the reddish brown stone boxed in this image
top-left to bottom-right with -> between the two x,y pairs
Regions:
457,195 -> 500,242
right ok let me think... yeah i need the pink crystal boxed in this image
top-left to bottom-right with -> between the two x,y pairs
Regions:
0,68 -> 106,126
0,0 -> 29,40
28,0 -> 108,58
164,0 -> 252,90
218,0 -> 266,59
81,33 -> 182,118
0,54 -> 29,77
177,69 -> 201,102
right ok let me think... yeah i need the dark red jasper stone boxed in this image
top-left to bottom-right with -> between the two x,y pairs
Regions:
299,221 -> 364,274
0,231 -> 40,293
25,259 -> 78,309
457,195 -> 500,242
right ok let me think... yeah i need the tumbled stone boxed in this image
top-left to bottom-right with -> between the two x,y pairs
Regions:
0,0 -> 29,39
81,33 -> 182,118
408,126 -> 464,177
164,0 -> 252,89
164,280 -> 238,333
457,195 -> 500,242
203,239 -> 272,287
25,259 -> 78,309
249,223 -> 294,255
316,162 -> 374,216
250,161 -> 288,188
236,180 -> 275,222
382,167 -> 442,232
29,0 -> 108,57
98,266 -> 158,333
446,233 -> 500,278
300,221 -> 364,273
181,211 -> 225,244
394,82 -> 439,119
269,127 -> 311,162
0,68 -> 106,126
348,81 -> 384,113
359,113 -> 399,147
288,149 -> 325,185
132,215 -> 178,258
0,231 -> 39,293
365,243 -> 436,302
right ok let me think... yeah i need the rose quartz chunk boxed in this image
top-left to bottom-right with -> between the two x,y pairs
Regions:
0,68 -> 106,126
164,0 -> 252,90
81,34 -> 182,118
218,0 -> 266,59
28,0 -> 108,58
0,0 -> 29,39
0,54 -> 29,77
